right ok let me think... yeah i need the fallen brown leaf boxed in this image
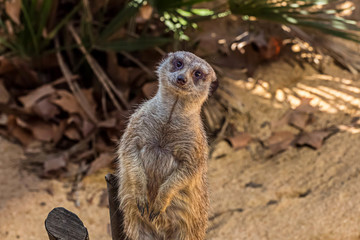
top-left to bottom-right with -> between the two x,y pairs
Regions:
265,131 -> 295,155
19,85 -> 55,109
107,52 -> 129,86
44,153 -> 68,176
53,121 -> 67,144
0,79 -> 10,104
351,117 -> 360,127
5,0 -> 21,25
136,4 -> 153,23
7,115 -> 34,146
81,88 -> 97,116
98,189 -> 109,208
295,98 -> 318,114
0,114 -> 7,126
0,56 -> 16,74
225,132 -> 252,150
81,120 -> 95,137
98,118 -> 117,128
288,111 -> 309,129
296,130 -> 335,149
87,153 -> 114,175
31,122 -> 55,142
142,81 -> 158,99
95,138 -> 114,153
32,97 -> 60,120
271,110 -> 291,129
65,126 -> 81,140
51,90 -> 84,116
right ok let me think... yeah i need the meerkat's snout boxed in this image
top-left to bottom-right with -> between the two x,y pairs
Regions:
176,74 -> 187,85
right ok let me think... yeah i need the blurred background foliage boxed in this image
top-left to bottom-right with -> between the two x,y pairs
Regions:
0,0 -> 359,177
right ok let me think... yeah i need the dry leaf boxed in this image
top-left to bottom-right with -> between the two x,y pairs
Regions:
295,98 -> 318,114
0,79 -> 10,104
98,118 -> 117,128
225,132 -> 252,150
44,153 -> 68,176
351,117 -> 360,127
259,37 -> 282,60
51,90 -> 83,114
98,189 -> 109,208
53,121 -> 67,144
65,126 -> 81,140
142,82 -> 158,99
7,115 -> 34,146
81,88 -> 97,116
32,97 -> 60,120
95,137 -> 114,153
67,115 -> 82,127
19,85 -> 55,109
81,119 -> 95,137
139,4 -> 153,20
87,153 -> 114,175
0,56 -> 16,74
288,111 -> 309,129
5,0 -> 21,25
31,122 -> 55,142
296,130 -> 334,149
271,110 -> 291,129
265,131 -> 295,155
0,114 -> 8,126
107,52 -> 129,85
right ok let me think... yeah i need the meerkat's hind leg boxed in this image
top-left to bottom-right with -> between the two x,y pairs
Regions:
125,215 -> 162,240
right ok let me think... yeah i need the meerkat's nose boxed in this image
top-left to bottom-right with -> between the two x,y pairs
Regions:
176,74 -> 187,85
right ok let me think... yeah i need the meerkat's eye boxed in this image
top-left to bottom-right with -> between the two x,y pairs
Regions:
174,60 -> 183,70
193,70 -> 203,79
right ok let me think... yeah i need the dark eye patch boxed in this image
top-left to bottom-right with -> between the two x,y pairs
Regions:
193,70 -> 204,80
173,59 -> 184,71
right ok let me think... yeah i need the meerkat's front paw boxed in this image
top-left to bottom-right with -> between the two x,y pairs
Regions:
149,197 -> 169,222
136,193 -> 149,217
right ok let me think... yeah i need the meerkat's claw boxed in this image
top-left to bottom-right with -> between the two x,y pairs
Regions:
136,198 -> 149,217
136,200 -> 144,216
149,210 -> 160,222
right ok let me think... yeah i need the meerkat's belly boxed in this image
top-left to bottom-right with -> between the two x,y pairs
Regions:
139,137 -> 178,202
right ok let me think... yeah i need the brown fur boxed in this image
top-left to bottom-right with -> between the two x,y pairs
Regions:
117,51 -> 217,240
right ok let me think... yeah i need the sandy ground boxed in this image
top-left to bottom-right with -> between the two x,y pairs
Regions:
1,50 -> 360,240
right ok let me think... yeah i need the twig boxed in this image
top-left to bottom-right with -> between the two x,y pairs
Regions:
50,75 -> 79,86
120,50 -> 155,78
55,38 -> 98,124
101,88 -> 109,119
127,32 -> 166,57
67,23 -> 129,110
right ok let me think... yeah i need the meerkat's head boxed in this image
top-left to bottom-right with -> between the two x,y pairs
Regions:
156,51 -> 218,103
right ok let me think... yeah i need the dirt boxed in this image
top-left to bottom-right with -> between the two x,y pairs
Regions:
1,41 -> 360,240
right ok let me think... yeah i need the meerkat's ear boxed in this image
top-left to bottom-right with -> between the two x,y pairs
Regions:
209,78 -> 219,97
163,52 -> 173,60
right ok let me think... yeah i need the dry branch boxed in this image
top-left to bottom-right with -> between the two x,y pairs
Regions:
67,23 -> 129,110
55,38 -> 98,124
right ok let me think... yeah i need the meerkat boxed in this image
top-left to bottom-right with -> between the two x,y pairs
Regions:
116,51 -> 218,240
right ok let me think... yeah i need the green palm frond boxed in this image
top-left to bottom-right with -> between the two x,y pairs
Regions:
229,0 -> 360,43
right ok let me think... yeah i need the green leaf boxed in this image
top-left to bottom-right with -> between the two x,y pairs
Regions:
48,3 -> 81,39
37,0 -> 53,41
191,8 -> 214,16
21,1 -> 39,55
95,37 -> 170,52
228,0 -> 360,43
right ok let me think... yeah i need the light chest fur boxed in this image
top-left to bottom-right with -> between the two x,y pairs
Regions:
120,98 -> 207,204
